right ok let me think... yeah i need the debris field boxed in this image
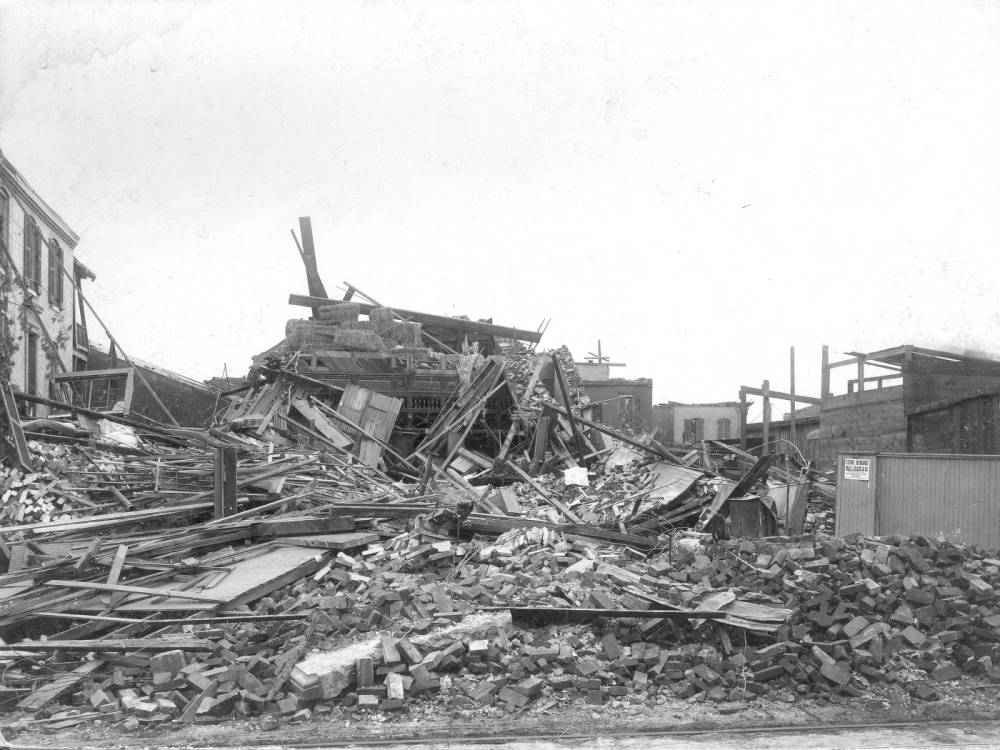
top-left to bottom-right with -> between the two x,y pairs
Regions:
1,242 -> 999,740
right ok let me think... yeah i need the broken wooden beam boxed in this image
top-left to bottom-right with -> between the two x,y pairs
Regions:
10,637 -> 216,652
44,580 -> 228,603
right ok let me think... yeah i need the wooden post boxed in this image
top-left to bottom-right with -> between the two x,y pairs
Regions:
789,347 -> 796,454
739,387 -> 748,450
551,354 -> 589,467
214,447 -> 238,519
297,216 -> 328,318
857,355 -> 865,393
821,345 -> 830,400
417,455 -> 434,495
530,416 -> 551,474
762,380 -> 771,455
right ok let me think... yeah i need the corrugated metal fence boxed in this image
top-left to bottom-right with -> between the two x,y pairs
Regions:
835,452 -> 1000,548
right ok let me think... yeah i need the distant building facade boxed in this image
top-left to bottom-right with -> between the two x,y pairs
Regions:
0,150 -> 93,412
581,378 -> 653,432
653,401 -> 742,445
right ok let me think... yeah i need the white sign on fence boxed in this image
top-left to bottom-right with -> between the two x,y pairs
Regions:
844,456 -> 871,481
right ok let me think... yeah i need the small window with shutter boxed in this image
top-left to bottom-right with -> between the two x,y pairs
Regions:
48,238 -> 63,307
23,215 -> 37,291
0,189 -> 9,250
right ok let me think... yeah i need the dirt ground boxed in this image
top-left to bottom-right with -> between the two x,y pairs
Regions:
7,679 -> 1000,749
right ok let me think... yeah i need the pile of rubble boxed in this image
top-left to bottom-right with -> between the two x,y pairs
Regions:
4,447 -> 1000,738
1,278 -> 924,740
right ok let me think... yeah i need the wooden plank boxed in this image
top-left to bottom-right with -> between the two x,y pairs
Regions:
295,503 -> 431,519
290,395 -> 353,449
71,547 -> 330,614
17,659 -> 104,711
551,355 -> 588,466
296,216 -> 329,301
334,385 -> 401,468
529,416 -> 551,474
213,446 -> 238,519
336,384 -> 369,427
44,580 -> 227,602
308,396 -> 419,472
251,384 -> 287,438
740,385 -> 821,406
457,447 -> 491,470
790,346 -> 797,445
762,379 -> 771,456
821,344 -> 830,399
11,637 -> 214,652
105,544 -> 128,601
178,679 -> 218,723
226,550 -> 327,608
279,532 -> 379,550
7,543 -> 28,573
71,537 -> 101,576
251,517 -> 355,539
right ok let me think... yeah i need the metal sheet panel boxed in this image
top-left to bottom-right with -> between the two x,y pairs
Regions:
645,462 -> 705,506
835,454 -> 877,537
877,454 -> 1000,548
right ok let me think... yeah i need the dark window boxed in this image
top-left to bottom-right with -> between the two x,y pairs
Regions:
23,214 -> 36,291
33,225 -> 43,291
717,418 -> 732,440
48,238 -> 63,307
682,417 -> 705,444
0,311 -> 8,363
64,373 -> 129,411
0,189 -> 8,251
22,215 -> 42,293
26,330 -> 39,396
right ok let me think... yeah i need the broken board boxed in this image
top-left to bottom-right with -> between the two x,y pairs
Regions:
278,532 -> 379,550
66,545 -> 325,612
335,385 -> 402,468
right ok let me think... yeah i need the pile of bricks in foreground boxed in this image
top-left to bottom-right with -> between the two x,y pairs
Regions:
13,529 -> 1000,731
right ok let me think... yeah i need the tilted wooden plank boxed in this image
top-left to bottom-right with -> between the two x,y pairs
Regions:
251,516 -> 355,539
289,395 -> 353,449
11,637 -> 215,652
45,580 -> 227,602
279,532 -> 379,550
18,659 -> 104,711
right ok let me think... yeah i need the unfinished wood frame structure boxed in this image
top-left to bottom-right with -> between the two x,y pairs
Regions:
738,347 -> 820,457
816,345 -> 1000,463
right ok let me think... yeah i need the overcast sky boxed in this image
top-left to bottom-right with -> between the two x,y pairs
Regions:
2,0 -> 999,418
